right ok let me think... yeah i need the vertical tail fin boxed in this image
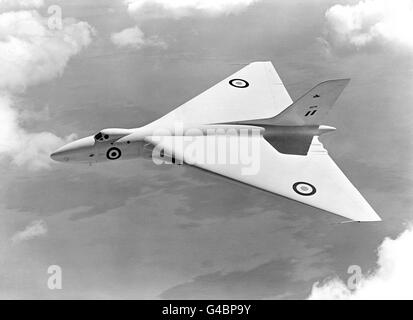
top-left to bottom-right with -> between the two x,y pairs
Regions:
273,79 -> 350,125
251,79 -> 350,126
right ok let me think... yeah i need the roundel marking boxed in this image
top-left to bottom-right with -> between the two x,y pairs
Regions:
292,182 -> 316,196
106,147 -> 121,160
229,78 -> 249,88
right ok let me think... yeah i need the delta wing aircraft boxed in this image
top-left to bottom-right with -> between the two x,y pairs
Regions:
51,61 -> 381,222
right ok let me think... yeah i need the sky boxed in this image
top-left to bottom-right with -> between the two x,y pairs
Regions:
0,0 -> 412,299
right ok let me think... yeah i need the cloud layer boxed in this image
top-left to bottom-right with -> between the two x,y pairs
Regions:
125,0 -> 260,19
111,26 -> 166,49
11,219 -> 47,244
323,0 -> 413,51
0,6 -> 94,170
0,0 -> 43,12
112,0 -> 260,49
309,225 -> 413,299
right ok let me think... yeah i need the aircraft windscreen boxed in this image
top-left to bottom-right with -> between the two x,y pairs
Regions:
94,132 -> 103,141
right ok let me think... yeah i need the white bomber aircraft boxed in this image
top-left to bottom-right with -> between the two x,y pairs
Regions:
51,61 -> 381,222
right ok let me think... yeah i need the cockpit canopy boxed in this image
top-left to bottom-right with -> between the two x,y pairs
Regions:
93,128 -> 133,142
94,132 -> 108,142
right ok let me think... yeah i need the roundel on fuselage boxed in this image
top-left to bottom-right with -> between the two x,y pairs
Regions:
106,147 -> 121,160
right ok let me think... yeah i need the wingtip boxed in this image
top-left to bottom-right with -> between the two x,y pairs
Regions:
338,213 -> 382,224
358,212 -> 382,222
319,78 -> 351,85
249,61 -> 272,65
370,215 -> 382,222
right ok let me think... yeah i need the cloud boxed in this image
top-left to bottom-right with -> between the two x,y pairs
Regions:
113,0 -> 260,50
0,10 -> 94,92
0,0 -> 44,12
11,219 -> 48,244
125,0 -> 260,19
0,94 -> 77,170
0,9 -> 94,170
323,0 -> 413,52
111,26 -> 166,49
308,225 -> 413,299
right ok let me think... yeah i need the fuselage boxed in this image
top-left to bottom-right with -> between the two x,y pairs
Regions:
50,124 -> 335,164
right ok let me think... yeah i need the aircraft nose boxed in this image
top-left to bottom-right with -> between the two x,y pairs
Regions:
50,136 -> 95,162
50,151 -> 59,161
50,144 -> 72,162
50,149 -> 68,162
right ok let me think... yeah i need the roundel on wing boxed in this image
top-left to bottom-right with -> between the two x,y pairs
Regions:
229,78 -> 249,88
106,147 -> 121,160
293,182 -> 316,196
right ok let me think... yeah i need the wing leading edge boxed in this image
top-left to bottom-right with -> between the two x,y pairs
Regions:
148,61 -> 293,129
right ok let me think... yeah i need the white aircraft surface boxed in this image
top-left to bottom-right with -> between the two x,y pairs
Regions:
51,61 -> 381,222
